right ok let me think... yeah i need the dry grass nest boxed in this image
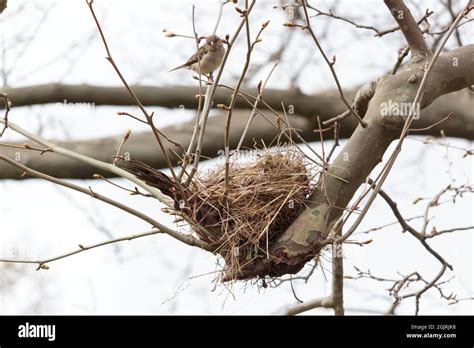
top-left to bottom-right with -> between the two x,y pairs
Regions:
186,147 -> 318,281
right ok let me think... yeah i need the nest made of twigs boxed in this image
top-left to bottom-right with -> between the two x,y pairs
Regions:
186,147 -> 317,281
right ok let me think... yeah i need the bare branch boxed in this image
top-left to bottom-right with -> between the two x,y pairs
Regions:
85,0 -> 184,196
0,118 -> 174,206
374,181 -> 453,270
182,0 -> 257,185
284,295 -> 333,315
284,237 -> 344,316
223,12 -> 269,192
384,0 -> 431,56
236,60 -> 278,152
0,154 -> 212,252
307,4 -> 433,39
0,229 -> 161,270
300,0 -> 367,128
0,93 -> 11,137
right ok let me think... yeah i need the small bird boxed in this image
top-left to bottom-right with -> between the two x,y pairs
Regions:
169,35 -> 225,77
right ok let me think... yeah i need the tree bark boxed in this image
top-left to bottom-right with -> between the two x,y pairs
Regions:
1,84 -> 345,120
236,44 -> 474,278
1,82 -> 472,180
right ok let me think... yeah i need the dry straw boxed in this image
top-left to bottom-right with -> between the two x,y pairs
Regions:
126,142 -> 318,282
185,145 -> 318,281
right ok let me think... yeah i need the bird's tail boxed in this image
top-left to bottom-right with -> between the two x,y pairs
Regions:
121,158 -> 177,198
169,64 -> 187,72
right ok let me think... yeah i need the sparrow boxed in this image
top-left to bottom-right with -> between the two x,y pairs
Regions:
169,35 -> 225,76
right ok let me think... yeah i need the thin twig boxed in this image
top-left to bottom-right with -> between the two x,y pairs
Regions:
306,4 -> 433,38
86,0 -> 186,199
184,0 -> 257,185
0,118 -> 174,205
300,0 -> 367,128
236,60 -> 278,152
0,93 -> 11,137
223,12 -> 269,193
375,182 -> 453,270
0,229 -> 161,270
0,154 -> 212,251
409,112 -> 453,132
113,129 -> 131,165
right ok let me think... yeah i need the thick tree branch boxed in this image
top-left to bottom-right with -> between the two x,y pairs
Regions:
237,44 -> 474,278
0,84 -> 350,117
0,87 -> 472,180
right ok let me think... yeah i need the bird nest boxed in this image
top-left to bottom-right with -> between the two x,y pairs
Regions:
185,147 -> 317,281
124,145 -> 318,282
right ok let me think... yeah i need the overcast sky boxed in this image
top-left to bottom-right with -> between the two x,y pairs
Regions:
0,0 -> 472,315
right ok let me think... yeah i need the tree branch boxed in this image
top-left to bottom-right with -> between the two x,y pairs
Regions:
0,87 -> 472,180
300,0 -> 367,128
0,118 -> 175,206
283,295 -> 333,315
384,0 -> 431,56
0,228 -> 161,270
239,42 -> 474,278
0,154 -> 212,252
